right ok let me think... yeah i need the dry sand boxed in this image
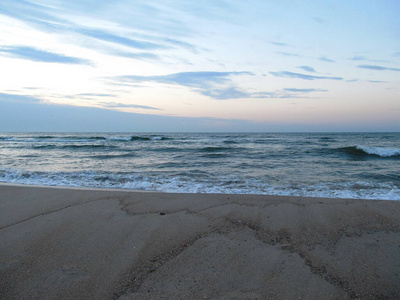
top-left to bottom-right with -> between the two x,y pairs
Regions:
0,184 -> 399,299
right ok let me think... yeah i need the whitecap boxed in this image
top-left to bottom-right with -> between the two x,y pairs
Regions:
356,146 -> 400,157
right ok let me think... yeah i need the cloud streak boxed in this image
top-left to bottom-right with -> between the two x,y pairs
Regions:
118,71 -> 253,86
77,29 -> 167,51
269,41 -> 290,47
77,93 -> 114,97
270,71 -> 342,81
101,102 -> 161,110
0,0 -> 70,30
116,72 -> 327,100
284,88 -> 327,93
0,0 -> 199,64
0,46 -> 91,64
348,56 -> 367,61
357,65 -> 400,72
297,66 -> 316,72
277,53 -> 336,64
114,71 -> 331,100
201,87 -> 257,100
319,56 -> 335,63
277,51 -> 301,57
116,71 -> 255,100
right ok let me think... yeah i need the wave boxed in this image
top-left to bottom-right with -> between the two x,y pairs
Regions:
1,169 -> 399,200
1,136 -> 107,143
1,135 -> 170,143
0,137 -> 37,142
356,146 -> 400,157
201,153 -> 230,158
130,135 -> 170,141
338,146 -> 400,158
91,153 -> 137,159
106,136 -> 132,142
32,144 -> 118,150
150,136 -> 170,141
35,135 -> 107,141
130,136 -> 151,141
200,146 -> 233,152
319,137 -> 336,141
223,140 -> 238,144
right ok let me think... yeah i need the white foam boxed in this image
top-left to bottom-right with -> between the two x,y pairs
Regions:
107,136 -> 131,141
357,146 -> 400,157
1,169 -> 399,200
150,136 -> 163,140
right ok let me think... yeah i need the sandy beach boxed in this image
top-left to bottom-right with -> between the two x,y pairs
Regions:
0,184 -> 399,299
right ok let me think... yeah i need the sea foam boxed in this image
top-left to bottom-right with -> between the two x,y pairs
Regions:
1,132 -> 399,200
356,146 -> 400,158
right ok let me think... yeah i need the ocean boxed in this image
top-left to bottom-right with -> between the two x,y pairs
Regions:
0,132 -> 399,200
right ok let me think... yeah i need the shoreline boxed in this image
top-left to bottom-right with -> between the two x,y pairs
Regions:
0,182 -> 161,193
0,182 -> 397,202
1,184 -> 399,299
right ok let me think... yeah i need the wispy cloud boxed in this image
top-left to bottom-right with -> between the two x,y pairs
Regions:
348,56 -> 390,63
0,46 -> 91,64
115,71 -> 254,100
297,66 -> 316,72
161,37 -> 199,53
201,89 -> 325,100
358,65 -> 400,72
200,87 -> 252,100
64,93 -> 115,100
77,29 -> 167,51
114,71 -> 327,100
277,51 -> 301,57
0,0 -> 199,64
0,0 -> 71,31
348,56 -> 367,61
319,56 -> 335,63
277,52 -> 336,64
253,87 -> 327,99
77,93 -> 115,97
269,41 -> 289,47
101,102 -> 161,110
118,71 -> 253,86
113,51 -> 160,60
270,71 -> 342,81
284,88 -> 327,93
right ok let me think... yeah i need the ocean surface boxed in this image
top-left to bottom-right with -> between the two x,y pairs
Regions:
0,132 -> 399,200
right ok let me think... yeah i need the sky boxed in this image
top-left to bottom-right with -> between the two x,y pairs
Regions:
0,0 -> 399,132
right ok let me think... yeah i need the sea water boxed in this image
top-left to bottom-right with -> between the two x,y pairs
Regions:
0,132 -> 399,200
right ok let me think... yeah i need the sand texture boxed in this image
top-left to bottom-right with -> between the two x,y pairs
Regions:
0,184 -> 399,299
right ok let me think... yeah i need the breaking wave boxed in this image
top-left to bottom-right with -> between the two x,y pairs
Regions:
0,169 -> 399,200
1,132 -> 399,200
338,146 -> 400,158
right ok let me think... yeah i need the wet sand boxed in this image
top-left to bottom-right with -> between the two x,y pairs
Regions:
0,184 -> 399,299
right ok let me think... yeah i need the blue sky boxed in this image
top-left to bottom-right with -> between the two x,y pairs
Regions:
0,0 -> 399,132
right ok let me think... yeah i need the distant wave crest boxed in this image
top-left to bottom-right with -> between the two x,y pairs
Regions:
356,146 -> 400,157
131,135 -> 170,141
0,135 -> 171,143
338,146 -> 400,158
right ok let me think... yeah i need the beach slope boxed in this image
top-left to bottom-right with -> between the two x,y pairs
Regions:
0,184 -> 399,299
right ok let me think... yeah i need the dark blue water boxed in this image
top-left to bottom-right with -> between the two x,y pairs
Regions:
0,132 -> 399,200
